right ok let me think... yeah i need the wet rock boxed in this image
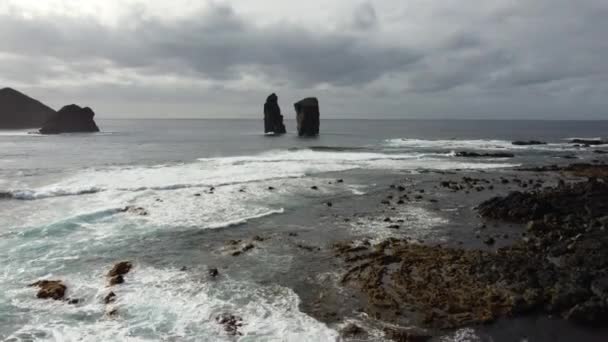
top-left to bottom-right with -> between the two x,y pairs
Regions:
340,323 -> 366,338
216,313 -> 244,336
209,268 -> 219,278
455,151 -> 514,158
326,202 -> 333,207
104,292 -> 117,304
40,104 -> 100,134
108,261 -> 133,277
311,186 -> 319,190
484,237 -> 496,246
263,93 -> 286,134
383,327 -> 432,342
336,179 -> 344,183
109,275 -> 124,286
120,206 -> 148,216
512,140 -> 547,146
29,280 -> 66,300
67,298 -> 80,305
294,97 -> 320,136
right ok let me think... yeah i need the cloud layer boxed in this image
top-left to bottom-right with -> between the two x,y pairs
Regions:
1,0 -> 607,119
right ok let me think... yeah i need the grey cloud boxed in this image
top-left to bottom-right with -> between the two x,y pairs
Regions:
0,3 -> 420,87
352,2 -> 378,31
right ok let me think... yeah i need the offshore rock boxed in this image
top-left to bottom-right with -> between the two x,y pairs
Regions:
294,97 -> 320,136
29,280 -> 67,300
263,93 -> 286,134
39,104 -> 100,134
0,87 -> 56,128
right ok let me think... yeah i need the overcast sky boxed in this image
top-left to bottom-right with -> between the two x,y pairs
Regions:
1,0 -> 607,119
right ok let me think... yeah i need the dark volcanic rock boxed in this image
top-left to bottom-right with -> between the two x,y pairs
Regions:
39,104 -> 99,134
569,139 -> 607,146
29,280 -> 66,300
455,151 -> 514,158
0,88 -> 56,129
108,261 -> 133,277
216,313 -> 243,336
335,178 -> 608,330
512,140 -> 547,146
263,93 -> 286,134
294,97 -> 320,137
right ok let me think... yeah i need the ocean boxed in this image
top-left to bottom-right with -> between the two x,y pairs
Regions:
1,119 -> 608,341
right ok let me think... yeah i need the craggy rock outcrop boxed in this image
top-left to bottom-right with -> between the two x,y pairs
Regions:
455,151 -> 514,158
263,93 -> 286,134
336,179 -> 608,330
107,261 -> 133,286
39,104 -> 99,134
28,280 -> 67,300
512,140 -> 547,146
0,87 -> 56,128
294,97 -> 320,137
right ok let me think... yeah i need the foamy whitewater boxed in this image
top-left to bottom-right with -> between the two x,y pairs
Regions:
1,119 -> 607,341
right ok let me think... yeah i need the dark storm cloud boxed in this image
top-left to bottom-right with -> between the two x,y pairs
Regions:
0,3 -> 420,87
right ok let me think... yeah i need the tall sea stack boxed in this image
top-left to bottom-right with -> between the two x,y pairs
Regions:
39,104 -> 100,134
294,97 -> 319,137
0,88 -> 56,129
263,93 -> 286,134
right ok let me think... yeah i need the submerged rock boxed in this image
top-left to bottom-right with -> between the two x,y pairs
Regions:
294,97 -> 320,136
39,104 -> 99,134
216,313 -> 243,336
263,93 -> 286,134
0,87 -> 56,129
29,280 -> 66,300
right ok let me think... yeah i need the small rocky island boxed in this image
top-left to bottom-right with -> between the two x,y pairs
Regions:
39,104 -> 100,134
294,97 -> 320,136
263,93 -> 286,134
0,87 -> 56,129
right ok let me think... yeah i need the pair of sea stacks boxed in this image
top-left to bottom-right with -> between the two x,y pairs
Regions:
264,93 -> 319,136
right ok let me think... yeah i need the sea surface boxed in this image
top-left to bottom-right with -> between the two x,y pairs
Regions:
1,119 -> 608,341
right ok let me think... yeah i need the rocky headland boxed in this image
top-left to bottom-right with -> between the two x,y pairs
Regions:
0,88 -> 56,129
39,104 -> 100,134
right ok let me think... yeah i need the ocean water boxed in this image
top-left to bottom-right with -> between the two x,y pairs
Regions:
1,119 -> 608,341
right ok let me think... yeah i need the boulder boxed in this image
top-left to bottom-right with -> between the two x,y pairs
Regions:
39,104 -> 99,134
0,87 -> 56,128
263,93 -> 286,134
294,97 -> 320,136
29,280 -> 66,300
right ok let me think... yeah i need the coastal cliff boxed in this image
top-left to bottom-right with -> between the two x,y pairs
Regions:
0,88 -> 56,129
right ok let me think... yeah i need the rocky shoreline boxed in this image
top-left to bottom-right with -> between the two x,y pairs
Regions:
331,163 -> 608,339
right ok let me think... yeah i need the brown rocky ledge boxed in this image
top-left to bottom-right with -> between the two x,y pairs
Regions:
335,177 -> 608,331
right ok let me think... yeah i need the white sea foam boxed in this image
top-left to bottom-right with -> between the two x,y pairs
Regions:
5,266 -> 339,342
3,148 -> 515,202
350,206 -> 449,244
